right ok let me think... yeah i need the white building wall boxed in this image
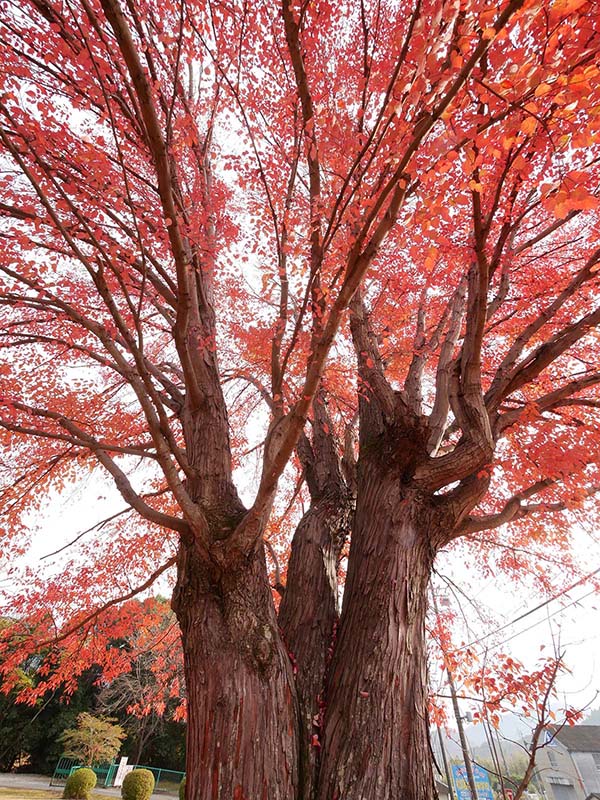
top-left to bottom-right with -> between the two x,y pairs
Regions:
571,751 -> 600,795
536,742 -> 586,800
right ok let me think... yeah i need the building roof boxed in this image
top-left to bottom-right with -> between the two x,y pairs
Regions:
549,725 -> 600,753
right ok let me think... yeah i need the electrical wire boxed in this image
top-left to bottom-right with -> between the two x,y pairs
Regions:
480,586 -> 598,654
452,566 -> 600,653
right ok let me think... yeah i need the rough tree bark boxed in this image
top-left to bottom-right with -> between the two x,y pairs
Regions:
313,297 -> 464,800
316,431 -> 439,800
173,535 -> 298,800
170,291 -> 299,799
279,394 -> 355,800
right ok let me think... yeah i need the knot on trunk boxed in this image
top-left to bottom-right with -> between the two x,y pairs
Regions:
223,600 -> 278,675
361,416 -> 428,485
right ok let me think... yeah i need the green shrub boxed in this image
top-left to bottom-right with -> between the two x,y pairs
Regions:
63,767 -> 97,800
179,777 -> 186,800
121,769 -> 155,800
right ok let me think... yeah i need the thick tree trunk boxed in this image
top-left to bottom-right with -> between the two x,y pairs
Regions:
172,537 -> 298,800
278,491 -> 351,800
316,464 -> 436,800
278,394 -> 354,800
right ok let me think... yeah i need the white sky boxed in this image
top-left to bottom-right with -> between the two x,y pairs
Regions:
434,542 -> 600,741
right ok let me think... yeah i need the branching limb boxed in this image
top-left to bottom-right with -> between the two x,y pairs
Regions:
272,144 -> 300,408
487,246 -> 600,411
40,488 -> 171,560
512,655 -> 566,800
281,0 -> 323,298
304,390 -> 346,500
223,371 -> 275,412
457,478 -> 554,534
99,0 -> 203,406
493,303 -> 600,411
37,556 -> 178,648
1,401 -> 190,535
458,480 -> 600,535
265,539 -> 285,597
427,276 -> 468,454
497,371 -> 600,434
405,289 -> 427,413
451,178 -> 493,458
349,291 -> 396,422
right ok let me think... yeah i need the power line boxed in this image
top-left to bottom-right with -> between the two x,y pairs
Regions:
452,566 -> 600,653
482,586 -> 598,654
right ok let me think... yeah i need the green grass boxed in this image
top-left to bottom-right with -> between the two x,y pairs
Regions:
0,789 -> 105,800
0,791 -> 61,800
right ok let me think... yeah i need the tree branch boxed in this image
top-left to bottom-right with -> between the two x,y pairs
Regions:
37,557 -> 177,648
458,481 -> 600,535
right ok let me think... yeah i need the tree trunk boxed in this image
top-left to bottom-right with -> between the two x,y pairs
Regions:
316,464 -> 436,800
134,730 -> 147,765
278,394 -> 354,800
279,491 -> 351,800
172,537 -> 298,800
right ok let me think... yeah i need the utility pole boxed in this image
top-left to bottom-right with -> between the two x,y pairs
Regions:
483,714 -> 507,798
447,666 -> 479,800
437,725 -> 456,800
432,589 -> 479,800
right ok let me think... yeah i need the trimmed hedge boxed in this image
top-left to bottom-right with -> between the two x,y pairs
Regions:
63,768 -> 97,800
121,768 -> 155,800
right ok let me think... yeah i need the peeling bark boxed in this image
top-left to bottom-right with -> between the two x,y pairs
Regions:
279,491 -> 351,800
173,537 -> 298,800
316,462 -> 437,800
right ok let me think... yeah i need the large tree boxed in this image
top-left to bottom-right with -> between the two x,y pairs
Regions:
1,0 -> 600,799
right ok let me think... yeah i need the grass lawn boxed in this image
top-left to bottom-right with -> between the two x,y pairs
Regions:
0,791 -> 62,800
0,790 -> 106,800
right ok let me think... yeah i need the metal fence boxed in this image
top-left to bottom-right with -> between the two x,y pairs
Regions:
50,756 -> 185,794
49,756 -> 79,785
127,766 -> 185,794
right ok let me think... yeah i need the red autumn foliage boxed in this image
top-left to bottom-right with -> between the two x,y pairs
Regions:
1,0 -> 599,797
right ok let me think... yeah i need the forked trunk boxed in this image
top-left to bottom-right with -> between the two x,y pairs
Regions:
317,464 -> 436,800
279,492 -> 351,800
173,537 -> 298,800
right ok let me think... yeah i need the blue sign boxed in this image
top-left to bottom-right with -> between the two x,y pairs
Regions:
451,764 -> 494,800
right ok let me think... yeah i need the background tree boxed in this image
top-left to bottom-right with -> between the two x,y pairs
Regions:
59,713 -> 125,766
1,0 -> 600,799
0,602 -> 185,774
97,598 -> 185,766
1,671 -> 102,775
0,618 -> 103,774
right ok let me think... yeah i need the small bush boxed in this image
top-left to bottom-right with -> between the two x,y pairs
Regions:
63,767 -> 97,800
121,769 -> 155,800
179,777 -> 186,800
